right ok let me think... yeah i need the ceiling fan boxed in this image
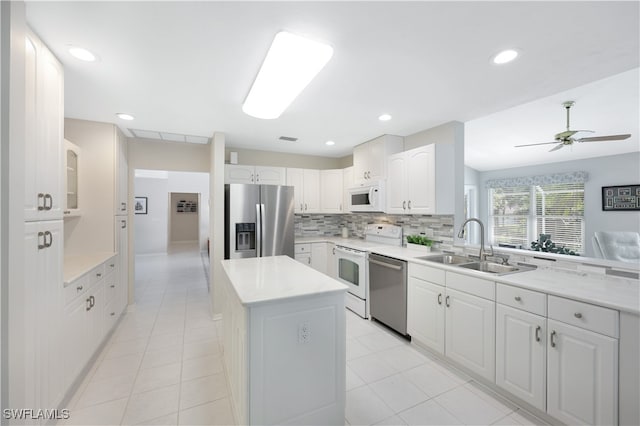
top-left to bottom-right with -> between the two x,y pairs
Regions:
514,101 -> 631,152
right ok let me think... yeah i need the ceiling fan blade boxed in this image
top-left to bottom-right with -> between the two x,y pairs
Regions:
514,141 -> 559,148
549,143 -> 565,152
577,134 -> 631,142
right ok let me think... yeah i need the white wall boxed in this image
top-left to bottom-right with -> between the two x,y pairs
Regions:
134,175 -> 169,254
134,170 -> 209,254
478,152 -> 640,257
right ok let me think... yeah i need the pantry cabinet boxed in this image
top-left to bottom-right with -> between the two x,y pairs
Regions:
24,220 -> 65,411
24,29 -> 64,222
286,168 -> 320,213
225,165 -> 286,185
115,130 -> 129,214
320,169 -> 344,213
115,217 -> 129,313
387,145 -> 436,214
353,135 -> 403,185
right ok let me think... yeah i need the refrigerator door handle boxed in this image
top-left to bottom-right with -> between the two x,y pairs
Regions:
260,203 -> 266,257
255,203 -> 262,257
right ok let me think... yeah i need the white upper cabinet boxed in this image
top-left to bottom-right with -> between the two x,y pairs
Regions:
24,29 -> 64,222
64,139 -> 81,217
353,135 -> 403,185
225,165 -> 286,185
343,167 -> 353,213
386,145 -> 435,214
320,169 -> 344,213
286,168 -> 320,213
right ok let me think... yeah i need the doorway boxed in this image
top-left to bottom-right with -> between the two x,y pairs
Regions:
168,192 -> 200,252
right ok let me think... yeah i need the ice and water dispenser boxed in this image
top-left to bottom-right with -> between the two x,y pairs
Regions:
235,223 -> 256,252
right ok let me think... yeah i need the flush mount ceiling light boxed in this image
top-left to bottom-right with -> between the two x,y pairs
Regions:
68,46 -> 97,62
378,114 -> 392,121
116,113 -> 135,121
492,49 -> 519,65
325,140 -> 335,146
242,31 -> 334,119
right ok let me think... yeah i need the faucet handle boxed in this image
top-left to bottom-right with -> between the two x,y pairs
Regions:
487,253 -> 510,265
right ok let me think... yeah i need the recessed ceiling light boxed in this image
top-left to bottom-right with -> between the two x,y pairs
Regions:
325,140 -> 335,146
116,113 -> 135,121
492,49 -> 519,65
242,31 -> 334,120
378,114 -> 392,121
68,46 -> 96,62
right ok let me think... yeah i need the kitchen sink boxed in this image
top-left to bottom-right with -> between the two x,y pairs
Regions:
457,261 -> 527,275
416,254 -> 473,265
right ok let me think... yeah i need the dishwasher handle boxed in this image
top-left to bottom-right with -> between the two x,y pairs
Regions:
369,258 -> 403,270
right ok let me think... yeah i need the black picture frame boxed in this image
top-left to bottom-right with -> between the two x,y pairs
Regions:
602,185 -> 640,211
134,197 -> 148,214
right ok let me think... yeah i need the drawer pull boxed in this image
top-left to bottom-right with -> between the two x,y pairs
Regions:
96,273 -> 102,277
437,293 -> 442,305
110,312 -> 115,316
110,285 -> 115,288
445,295 -> 450,307
514,296 -> 521,302
110,264 -> 115,267
574,312 -> 583,319
535,325 -> 541,342
76,285 -> 83,291
550,330 -> 557,348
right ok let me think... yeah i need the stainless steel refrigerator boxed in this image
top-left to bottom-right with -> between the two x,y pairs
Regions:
224,184 -> 295,259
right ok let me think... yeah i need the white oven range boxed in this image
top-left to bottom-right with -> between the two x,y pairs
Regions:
335,224 -> 402,318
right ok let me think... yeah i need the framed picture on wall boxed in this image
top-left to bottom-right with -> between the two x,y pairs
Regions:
135,197 -> 148,214
602,185 -> 640,211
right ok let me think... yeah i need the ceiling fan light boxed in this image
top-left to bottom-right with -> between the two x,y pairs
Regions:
492,49 -> 518,65
242,31 -> 334,120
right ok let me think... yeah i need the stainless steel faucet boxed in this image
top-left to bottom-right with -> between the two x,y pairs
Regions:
457,218 -> 493,261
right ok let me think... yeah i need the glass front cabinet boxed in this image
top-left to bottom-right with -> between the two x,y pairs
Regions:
64,139 -> 81,217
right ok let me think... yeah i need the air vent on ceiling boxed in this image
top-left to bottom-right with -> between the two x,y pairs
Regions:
278,136 -> 298,142
129,128 -> 210,144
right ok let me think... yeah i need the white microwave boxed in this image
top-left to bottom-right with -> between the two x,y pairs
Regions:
348,181 -> 385,212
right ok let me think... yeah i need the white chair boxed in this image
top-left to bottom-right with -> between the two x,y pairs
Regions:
592,231 -> 640,263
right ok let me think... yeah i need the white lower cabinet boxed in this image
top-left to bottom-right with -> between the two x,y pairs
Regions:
115,216 -> 129,313
295,242 -> 333,275
311,242 -> 328,274
445,288 -> 495,382
24,220 -> 65,412
326,243 -> 337,279
407,276 -> 445,354
496,304 -> 546,411
547,319 -> 618,425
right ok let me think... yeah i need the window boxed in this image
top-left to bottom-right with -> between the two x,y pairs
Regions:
489,182 -> 585,253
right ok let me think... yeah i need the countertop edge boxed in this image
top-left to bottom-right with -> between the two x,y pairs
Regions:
64,252 -> 118,285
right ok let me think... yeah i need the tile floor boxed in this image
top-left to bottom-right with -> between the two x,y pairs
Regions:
60,246 -> 548,426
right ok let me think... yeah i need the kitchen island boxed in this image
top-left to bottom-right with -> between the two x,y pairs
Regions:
220,255 -> 348,425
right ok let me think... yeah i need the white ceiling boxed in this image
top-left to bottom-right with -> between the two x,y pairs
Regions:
25,1 -> 639,167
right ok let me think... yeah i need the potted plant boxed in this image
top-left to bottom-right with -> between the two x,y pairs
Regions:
406,234 -> 433,252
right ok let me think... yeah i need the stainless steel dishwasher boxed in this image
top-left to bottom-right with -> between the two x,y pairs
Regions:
368,253 -> 408,336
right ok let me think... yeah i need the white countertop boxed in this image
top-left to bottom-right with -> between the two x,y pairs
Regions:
368,245 -> 640,315
64,252 -> 117,285
221,255 -> 348,306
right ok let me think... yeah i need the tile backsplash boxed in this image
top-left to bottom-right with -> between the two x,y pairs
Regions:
295,213 -> 455,250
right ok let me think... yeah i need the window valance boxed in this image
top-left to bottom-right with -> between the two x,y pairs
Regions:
485,171 -> 588,189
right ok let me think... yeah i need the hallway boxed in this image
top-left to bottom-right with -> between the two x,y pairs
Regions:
60,246 -> 233,425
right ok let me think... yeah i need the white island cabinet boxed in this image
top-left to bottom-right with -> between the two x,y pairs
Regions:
221,256 -> 348,425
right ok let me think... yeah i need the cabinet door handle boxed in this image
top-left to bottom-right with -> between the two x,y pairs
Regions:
86,298 -> 92,311
437,293 -> 442,305
300,203 -> 303,211
514,296 -> 521,302
96,273 -> 102,278
250,173 -> 254,183
550,330 -> 557,348
445,295 -> 450,307
363,171 -> 367,179
44,231 -> 53,247
304,203 -> 307,211
44,194 -> 53,210
76,285 -> 83,292
574,312 -> 582,319
121,202 -> 126,211
110,264 -> 115,267
38,231 -> 46,250
535,325 -> 541,342
38,193 -> 45,211
332,247 -> 336,255
110,284 -> 115,288
339,203 -> 342,212
121,220 -> 126,229
402,201 -> 406,210
110,312 -> 115,316
307,256 -> 311,265
256,174 -> 259,182
90,295 -> 95,308
408,200 -> 412,209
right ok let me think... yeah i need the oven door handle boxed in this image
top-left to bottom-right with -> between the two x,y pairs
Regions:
369,258 -> 402,271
